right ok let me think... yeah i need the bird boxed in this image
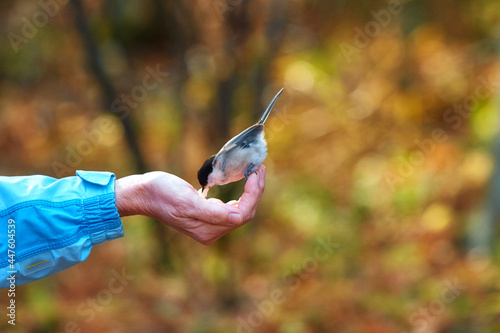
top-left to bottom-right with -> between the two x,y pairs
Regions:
197,87 -> 284,197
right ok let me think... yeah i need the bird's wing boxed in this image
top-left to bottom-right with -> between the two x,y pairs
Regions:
214,124 -> 264,171
217,124 -> 264,153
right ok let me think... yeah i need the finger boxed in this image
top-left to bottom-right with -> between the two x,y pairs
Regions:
207,198 -> 225,204
258,164 -> 266,191
189,193 -> 240,225
189,165 -> 265,226
226,200 -> 239,206
238,164 -> 265,221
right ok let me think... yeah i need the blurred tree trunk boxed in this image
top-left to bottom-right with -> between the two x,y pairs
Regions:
71,0 -> 183,273
251,0 -> 288,120
149,0 -> 199,273
70,0 -> 147,173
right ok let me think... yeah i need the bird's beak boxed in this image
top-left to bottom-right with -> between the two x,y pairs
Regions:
198,186 -> 209,198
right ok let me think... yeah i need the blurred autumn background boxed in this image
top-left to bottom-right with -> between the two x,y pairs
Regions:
2,0 -> 500,332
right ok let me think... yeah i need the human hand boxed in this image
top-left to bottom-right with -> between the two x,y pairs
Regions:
115,165 -> 266,244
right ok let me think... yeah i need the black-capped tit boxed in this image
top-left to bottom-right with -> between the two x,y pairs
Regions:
197,88 -> 284,197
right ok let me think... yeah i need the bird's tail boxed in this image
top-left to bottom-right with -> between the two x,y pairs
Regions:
259,87 -> 284,125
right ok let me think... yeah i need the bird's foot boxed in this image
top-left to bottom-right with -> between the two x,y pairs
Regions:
244,164 -> 258,183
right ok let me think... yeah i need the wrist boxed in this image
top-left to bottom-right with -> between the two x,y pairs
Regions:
115,174 -> 150,217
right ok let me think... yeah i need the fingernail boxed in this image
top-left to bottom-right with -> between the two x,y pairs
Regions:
229,213 -> 242,225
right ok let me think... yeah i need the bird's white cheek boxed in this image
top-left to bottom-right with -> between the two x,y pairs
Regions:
208,169 -> 225,186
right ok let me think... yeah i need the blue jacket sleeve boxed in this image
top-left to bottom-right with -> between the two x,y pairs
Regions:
0,170 -> 124,288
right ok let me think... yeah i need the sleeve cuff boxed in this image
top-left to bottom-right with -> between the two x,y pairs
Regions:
77,169 -> 123,236
0,171 -> 125,288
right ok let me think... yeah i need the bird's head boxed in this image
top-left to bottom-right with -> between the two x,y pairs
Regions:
197,155 -> 215,196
